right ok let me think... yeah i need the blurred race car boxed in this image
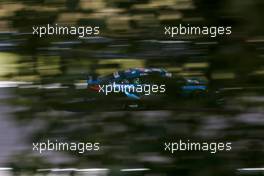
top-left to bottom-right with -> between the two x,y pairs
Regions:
86,68 -> 211,109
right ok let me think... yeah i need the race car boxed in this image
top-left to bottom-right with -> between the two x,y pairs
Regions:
86,68 -> 211,109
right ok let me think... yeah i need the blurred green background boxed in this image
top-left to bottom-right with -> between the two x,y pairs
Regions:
0,0 -> 264,175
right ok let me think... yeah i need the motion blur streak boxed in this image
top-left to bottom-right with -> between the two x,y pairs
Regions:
121,168 -> 150,172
